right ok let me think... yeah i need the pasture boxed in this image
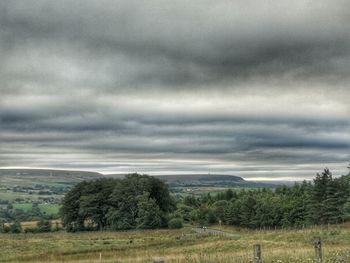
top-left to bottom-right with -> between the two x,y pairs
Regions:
12,203 -> 61,215
1,224 -> 350,263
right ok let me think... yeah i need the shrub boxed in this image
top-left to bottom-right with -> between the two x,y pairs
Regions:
9,221 -> 22,233
168,218 -> 183,229
36,219 -> 52,232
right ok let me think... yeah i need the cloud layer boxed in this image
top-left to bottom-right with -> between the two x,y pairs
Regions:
1,0 -> 350,179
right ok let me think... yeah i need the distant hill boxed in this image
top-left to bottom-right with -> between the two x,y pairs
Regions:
0,169 -> 103,188
0,169 -> 102,178
0,169 -> 280,190
156,174 -> 245,187
106,173 -> 277,188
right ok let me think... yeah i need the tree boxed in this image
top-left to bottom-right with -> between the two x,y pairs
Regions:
136,192 -> 162,229
308,169 -> 332,224
212,200 -> 229,222
60,174 -> 174,232
225,189 -> 236,200
238,194 -> 258,228
323,179 -> 343,223
342,198 -> 350,222
173,204 -> 194,223
183,195 -> 199,208
107,174 -> 174,229
207,209 -> 217,224
224,202 -> 240,225
60,181 -> 87,232
78,178 -> 117,230
60,179 -> 119,232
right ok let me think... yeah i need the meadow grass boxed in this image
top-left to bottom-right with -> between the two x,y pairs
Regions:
12,203 -> 61,215
1,224 -> 350,263
0,191 -> 30,201
12,203 -> 33,212
38,204 -> 61,215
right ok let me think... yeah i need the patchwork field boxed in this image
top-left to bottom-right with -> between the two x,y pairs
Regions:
1,224 -> 350,263
0,169 -> 280,221
12,203 -> 61,215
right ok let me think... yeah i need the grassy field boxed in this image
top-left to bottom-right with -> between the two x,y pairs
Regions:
1,224 -> 350,263
38,204 -> 61,215
12,203 -> 61,215
12,203 -> 33,212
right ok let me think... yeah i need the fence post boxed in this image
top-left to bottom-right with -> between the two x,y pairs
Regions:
153,258 -> 165,263
314,237 -> 322,262
253,244 -> 262,263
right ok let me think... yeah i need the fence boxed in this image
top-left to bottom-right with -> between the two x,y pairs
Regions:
151,237 -> 323,263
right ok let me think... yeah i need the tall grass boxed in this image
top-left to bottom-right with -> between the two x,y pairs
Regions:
1,224 -> 350,262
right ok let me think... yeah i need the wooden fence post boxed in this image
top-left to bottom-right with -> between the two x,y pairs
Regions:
314,237 -> 322,262
253,244 -> 262,263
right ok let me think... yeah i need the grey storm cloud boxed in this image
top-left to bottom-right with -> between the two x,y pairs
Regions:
0,0 -> 350,179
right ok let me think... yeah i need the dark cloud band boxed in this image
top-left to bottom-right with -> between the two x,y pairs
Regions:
0,0 -> 349,179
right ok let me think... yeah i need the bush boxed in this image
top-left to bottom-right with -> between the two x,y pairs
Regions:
36,219 -> 52,232
0,222 -> 10,233
168,218 -> 183,229
9,221 -> 22,233
53,221 -> 62,231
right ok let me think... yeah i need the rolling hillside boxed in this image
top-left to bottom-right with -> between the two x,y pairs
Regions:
0,169 -> 280,191
0,169 -> 103,188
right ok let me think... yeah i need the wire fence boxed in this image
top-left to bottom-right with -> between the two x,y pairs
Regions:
150,237 -> 324,263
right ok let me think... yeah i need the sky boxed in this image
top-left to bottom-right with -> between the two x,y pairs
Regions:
0,0 -> 350,180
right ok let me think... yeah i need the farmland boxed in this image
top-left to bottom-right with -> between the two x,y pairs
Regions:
12,203 -> 61,215
1,169 -> 350,262
0,169 -> 279,222
0,169 -> 101,220
1,224 -> 350,262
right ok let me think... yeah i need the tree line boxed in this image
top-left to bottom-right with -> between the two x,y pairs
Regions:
60,167 -> 350,232
177,167 -> 350,228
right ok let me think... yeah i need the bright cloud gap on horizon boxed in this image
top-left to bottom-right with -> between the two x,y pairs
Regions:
0,1 -> 350,180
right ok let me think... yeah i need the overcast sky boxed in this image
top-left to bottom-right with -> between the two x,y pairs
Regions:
0,0 -> 349,180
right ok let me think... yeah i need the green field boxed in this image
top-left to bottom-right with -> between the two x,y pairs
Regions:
0,224 -> 350,262
38,204 -> 61,215
0,191 -> 33,201
12,203 -> 33,212
12,203 -> 61,215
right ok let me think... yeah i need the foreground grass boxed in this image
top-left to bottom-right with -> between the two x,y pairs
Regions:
1,224 -> 350,263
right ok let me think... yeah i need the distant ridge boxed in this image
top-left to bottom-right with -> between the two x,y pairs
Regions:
156,174 -> 245,187
0,169 -> 279,189
107,173 -> 276,188
0,168 -> 103,187
0,168 -> 102,177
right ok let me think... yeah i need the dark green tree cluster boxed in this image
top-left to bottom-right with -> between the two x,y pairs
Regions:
172,167 -> 350,228
60,174 -> 175,232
